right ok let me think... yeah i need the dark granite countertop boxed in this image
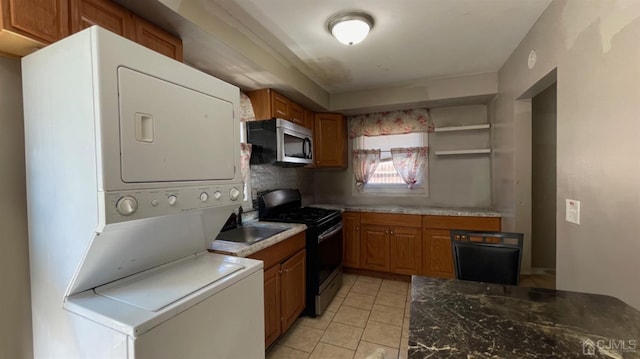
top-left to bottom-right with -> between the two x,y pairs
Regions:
409,276 -> 640,358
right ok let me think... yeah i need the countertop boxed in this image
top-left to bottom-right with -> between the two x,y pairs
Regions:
311,204 -> 500,217
409,276 -> 640,358
208,222 -> 307,257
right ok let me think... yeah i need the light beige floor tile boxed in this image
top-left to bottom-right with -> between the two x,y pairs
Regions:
343,273 -> 358,286
356,276 -> 382,285
399,338 -> 409,359
320,322 -> 363,351
278,324 -> 325,353
309,342 -> 355,359
379,279 -> 409,294
361,320 -> 402,348
298,310 -> 336,331
343,292 -> 376,311
402,317 -> 410,339
354,340 -> 399,359
369,304 -> 404,326
333,305 -> 370,328
336,283 -> 352,298
350,280 -> 380,296
326,295 -> 345,313
267,345 -> 310,359
375,291 -> 406,309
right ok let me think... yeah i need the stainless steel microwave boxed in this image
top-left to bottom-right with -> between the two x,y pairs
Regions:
246,118 -> 313,166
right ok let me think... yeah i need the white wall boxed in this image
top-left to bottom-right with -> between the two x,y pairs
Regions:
0,57 -> 33,358
315,104 -> 492,208
492,0 -> 640,309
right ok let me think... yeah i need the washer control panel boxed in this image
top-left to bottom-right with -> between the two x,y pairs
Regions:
103,184 -> 242,223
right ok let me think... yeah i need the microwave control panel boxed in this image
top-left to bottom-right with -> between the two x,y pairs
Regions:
102,184 -> 242,224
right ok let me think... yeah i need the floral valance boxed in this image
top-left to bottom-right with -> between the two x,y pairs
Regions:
348,108 -> 435,138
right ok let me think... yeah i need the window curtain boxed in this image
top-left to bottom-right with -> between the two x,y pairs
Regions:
353,149 -> 381,191
239,92 -> 255,199
239,92 -> 256,122
240,143 -> 252,187
349,108 -> 434,138
390,147 -> 429,189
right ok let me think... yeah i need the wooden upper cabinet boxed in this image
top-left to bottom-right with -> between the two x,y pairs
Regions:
289,101 -> 304,126
314,112 -> 347,168
133,15 -> 183,61
270,91 -> 289,119
303,108 -> 314,130
70,0 -> 133,39
0,0 -> 69,55
342,212 -> 361,268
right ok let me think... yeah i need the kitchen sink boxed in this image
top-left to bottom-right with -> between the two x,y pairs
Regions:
215,225 -> 287,244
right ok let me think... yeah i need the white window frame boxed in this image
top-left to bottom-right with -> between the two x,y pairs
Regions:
352,133 -> 429,196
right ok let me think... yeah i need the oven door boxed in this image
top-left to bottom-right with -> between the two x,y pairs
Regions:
317,222 -> 343,291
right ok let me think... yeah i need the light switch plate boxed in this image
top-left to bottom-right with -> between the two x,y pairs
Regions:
566,199 -> 580,224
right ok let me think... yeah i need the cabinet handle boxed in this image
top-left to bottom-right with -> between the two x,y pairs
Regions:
385,230 -> 389,234
356,226 -> 359,231
390,231 -> 394,235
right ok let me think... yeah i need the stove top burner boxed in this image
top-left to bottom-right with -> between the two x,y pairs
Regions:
262,207 -> 339,225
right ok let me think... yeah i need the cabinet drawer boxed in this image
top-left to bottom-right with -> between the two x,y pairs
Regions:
249,232 -> 305,269
422,215 -> 500,231
360,212 -> 421,228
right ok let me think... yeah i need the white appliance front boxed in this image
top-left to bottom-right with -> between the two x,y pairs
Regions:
118,67 -> 235,183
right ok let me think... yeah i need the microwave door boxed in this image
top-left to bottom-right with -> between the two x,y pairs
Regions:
277,127 -> 313,164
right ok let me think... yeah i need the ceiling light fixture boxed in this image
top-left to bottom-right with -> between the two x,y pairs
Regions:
327,12 -> 374,46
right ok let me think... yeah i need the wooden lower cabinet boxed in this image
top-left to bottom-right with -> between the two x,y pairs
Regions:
280,250 -> 306,331
360,224 -> 390,272
263,265 -> 281,346
342,212 -> 360,268
346,211 -> 501,279
422,229 -> 455,278
390,227 -> 422,275
249,232 -> 306,348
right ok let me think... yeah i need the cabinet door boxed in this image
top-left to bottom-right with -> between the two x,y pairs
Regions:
342,212 -> 361,268
133,15 -> 183,61
70,0 -> 133,39
280,249 -> 306,332
360,225 -> 390,272
289,101 -> 304,126
303,108 -> 314,130
390,226 -> 422,275
314,113 -> 347,168
263,265 -> 281,348
271,91 -> 289,119
422,229 -> 455,278
1,0 -> 69,44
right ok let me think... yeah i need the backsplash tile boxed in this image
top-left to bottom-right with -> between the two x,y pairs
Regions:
250,165 -> 315,206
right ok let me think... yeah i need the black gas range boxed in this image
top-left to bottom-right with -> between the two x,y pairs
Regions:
258,189 -> 343,317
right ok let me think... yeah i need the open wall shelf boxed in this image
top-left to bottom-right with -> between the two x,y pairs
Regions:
435,149 -> 491,156
434,124 -> 490,132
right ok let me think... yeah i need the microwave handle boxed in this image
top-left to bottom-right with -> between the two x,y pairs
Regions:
303,138 -> 312,159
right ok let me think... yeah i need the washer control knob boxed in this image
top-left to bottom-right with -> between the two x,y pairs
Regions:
200,192 -> 209,202
229,187 -> 241,201
167,195 -> 177,206
151,199 -> 159,207
214,191 -> 222,200
116,196 -> 138,216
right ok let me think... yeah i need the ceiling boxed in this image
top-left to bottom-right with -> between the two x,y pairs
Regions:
118,0 -> 551,112
212,0 -> 552,94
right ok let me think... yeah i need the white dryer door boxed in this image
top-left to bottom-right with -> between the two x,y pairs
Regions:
118,67 -> 236,182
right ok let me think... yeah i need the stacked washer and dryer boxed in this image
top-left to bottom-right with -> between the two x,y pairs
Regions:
23,26 -> 264,358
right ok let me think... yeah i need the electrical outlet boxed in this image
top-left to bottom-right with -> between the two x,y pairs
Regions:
566,199 -> 580,224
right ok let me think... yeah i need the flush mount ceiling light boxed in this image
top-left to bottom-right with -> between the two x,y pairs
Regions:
327,12 -> 374,46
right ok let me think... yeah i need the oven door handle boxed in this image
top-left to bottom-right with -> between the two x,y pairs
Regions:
318,222 -> 343,244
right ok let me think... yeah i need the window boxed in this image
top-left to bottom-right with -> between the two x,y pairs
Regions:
353,132 -> 429,194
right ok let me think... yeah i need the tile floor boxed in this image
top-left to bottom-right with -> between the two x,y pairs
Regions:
266,273 -> 410,359
266,271 -> 557,359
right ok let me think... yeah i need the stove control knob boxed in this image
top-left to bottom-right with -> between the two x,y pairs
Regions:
167,195 -> 177,206
214,191 -> 222,200
200,192 -> 209,202
229,187 -> 241,201
116,196 -> 138,216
